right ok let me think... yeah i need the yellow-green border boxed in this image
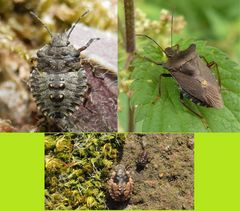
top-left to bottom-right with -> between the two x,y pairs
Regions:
0,133 -> 44,211
1,133 -> 240,211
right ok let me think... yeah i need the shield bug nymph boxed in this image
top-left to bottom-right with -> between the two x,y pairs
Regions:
136,13 -> 223,121
29,11 -> 100,131
108,164 -> 134,202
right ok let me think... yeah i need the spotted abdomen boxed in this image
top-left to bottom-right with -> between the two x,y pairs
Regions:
30,68 -> 88,119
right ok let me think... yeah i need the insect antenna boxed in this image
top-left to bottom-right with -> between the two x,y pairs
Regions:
136,34 -> 167,55
30,11 -> 53,38
170,10 -> 174,47
67,10 -> 89,39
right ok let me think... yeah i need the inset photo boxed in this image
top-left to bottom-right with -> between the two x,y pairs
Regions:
118,0 -> 240,132
45,133 -> 194,210
0,0 -> 117,132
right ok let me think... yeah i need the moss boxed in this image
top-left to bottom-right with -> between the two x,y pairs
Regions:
45,133 -> 124,210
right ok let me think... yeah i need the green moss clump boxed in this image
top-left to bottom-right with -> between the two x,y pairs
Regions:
45,133 -> 125,210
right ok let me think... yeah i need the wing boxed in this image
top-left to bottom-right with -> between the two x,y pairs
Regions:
172,56 -> 223,108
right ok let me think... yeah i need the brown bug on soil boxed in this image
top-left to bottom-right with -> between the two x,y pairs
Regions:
108,164 -> 134,202
29,11 -> 99,131
136,150 -> 149,172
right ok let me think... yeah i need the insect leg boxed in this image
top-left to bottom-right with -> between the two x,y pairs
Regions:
180,93 -> 209,128
78,38 -> 100,52
91,65 -> 103,79
200,56 -> 221,88
81,85 -> 96,114
92,66 -> 108,79
36,117 -> 48,132
207,61 -> 221,88
159,73 -> 172,97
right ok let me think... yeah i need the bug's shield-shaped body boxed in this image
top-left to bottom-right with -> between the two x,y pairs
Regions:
30,32 -> 88,129
108,165 -> 134,202
30,70 -> 87,117
163,44 -> 223,108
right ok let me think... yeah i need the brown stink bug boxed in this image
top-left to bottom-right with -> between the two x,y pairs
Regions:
29,11 -> 100,131
136,13 -> 223,120
108,164 -> 134,202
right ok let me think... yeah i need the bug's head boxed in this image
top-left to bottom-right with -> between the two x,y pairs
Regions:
113,165 -> 129,183
165,46 -> 178,58
51,33 -> 70,47
115,165 -> 126,175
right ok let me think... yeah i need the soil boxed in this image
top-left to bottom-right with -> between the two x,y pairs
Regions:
107,134 -> 194,210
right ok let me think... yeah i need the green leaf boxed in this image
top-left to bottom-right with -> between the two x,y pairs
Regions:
131,39 -> 240,132
141,43 -> 164,61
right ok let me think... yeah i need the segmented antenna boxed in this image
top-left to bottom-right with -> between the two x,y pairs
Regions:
30,11 -> 53,38
67,10 -> 89,39
171,10 -> 174,47
136,34 -> 167,55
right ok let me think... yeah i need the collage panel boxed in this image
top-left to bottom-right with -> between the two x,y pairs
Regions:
1,133 -> 240,211
118,0 -> 240,132
0,0 -> 117,132
45,133 -> 194,210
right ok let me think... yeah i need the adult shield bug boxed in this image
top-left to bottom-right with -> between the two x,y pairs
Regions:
136,13 -> 223,120
29,11 -> 100,131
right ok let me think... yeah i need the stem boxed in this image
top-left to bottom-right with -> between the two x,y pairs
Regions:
123,0 -> 135,132
124,0 -> 135,52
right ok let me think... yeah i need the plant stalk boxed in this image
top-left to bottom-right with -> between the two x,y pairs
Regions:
124,0 -> 135,132
124,0 -> 135,52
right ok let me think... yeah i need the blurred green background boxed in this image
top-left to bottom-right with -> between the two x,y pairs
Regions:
137,0 -> 240,59
118,0 -> 240,132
